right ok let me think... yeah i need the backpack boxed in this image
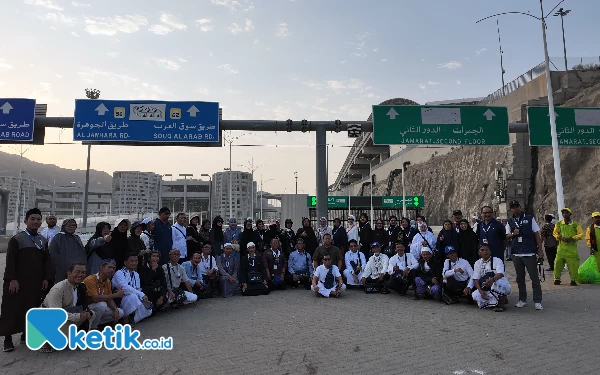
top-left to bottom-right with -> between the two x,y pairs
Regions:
323,266 -> 335,289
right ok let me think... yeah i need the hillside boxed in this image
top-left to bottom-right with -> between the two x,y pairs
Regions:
0,151 -> 112,188
534,82 -> 600,228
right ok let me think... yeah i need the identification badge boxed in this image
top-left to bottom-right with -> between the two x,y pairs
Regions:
518,237 -> 523,243
273,265 -> 278,270
483,239 -> 489,244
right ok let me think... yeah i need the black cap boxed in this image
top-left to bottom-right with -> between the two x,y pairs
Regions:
452,210 -> 462,216
159,207 -> 171,214
509,200 -> 520,208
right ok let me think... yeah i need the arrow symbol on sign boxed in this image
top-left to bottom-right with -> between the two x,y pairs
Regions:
95,103 -> 108,115
387,108 -> 399,120
483,109 -> 496,121
187,105 -> 199,117
0,102 -> 13,114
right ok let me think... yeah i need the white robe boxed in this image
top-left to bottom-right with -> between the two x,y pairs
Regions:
362,254 -> 389,280
409,230 -> 437,260
112,268 -> 153,323
343,251 -> 367,285
346,224 -> 359,242
471,257 -> 511,308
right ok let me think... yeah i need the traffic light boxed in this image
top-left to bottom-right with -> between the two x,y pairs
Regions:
311,196 -> 317,206
413,197 -> 420,207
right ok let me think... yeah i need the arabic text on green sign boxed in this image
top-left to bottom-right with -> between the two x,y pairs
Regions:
372,105 -> 510,146
528,106 -> 600,146
307,196 -> 424,208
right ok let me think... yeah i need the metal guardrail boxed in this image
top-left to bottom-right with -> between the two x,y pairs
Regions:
479,61 -> 546,105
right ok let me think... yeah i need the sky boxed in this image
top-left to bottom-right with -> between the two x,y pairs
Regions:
1,0 -> 598,195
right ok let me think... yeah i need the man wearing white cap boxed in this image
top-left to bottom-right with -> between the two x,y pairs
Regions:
361,242 -> 390,293
411,247 -> 442,300
217,243 -> 239,297
346,215 -> 359,242
240,242 -> 270,296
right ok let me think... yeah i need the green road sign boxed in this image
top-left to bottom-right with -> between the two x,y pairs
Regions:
372,105 -> 510,146
381,196 -> 424,208
528,106 -> 600,146
307,196 -> 424,208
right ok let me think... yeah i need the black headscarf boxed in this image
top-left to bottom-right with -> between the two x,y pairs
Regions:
111,219 -> 130,268
211,216 -> 224,243
86,221 -> 111,259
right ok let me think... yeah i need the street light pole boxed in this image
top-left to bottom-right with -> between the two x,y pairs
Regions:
82,88 -> 100,230
179,173 -> 193,216
294,171 -> 298,194
553,8 -> 571,71
239,158 -> 262,221
201,173 -> 212,220
540,0 -> 566,215
476,0 -> 566,216
260,174 -> 274,220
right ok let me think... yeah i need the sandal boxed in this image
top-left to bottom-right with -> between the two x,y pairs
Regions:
39,344 -> 54,353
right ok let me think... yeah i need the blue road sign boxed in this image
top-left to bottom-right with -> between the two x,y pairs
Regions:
0,98 -> 36,142
73,100 -> 220,143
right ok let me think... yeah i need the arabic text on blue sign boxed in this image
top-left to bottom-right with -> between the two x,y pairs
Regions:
0,98 -> 36,142
73,100 -> 219,143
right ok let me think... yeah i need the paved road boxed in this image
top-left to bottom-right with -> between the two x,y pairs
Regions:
0,246 -> 598,375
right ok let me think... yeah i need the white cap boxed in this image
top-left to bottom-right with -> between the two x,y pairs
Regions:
247,242 -> 256,248
421,247 -> 433,254
348,215 -> 356,221
472,215 -> 478,220
224,242 -> 233,248
142,217 -> 153,225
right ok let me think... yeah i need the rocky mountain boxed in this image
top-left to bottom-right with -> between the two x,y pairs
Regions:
0,151 -> 112,188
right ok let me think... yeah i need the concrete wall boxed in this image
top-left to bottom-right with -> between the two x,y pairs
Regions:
280,194 -> 309,225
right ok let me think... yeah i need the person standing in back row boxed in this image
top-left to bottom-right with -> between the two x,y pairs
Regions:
540,214 -> 558,272
553,208 -> 583,286
506,200 -> 544,310
153,208 -> 173,266
476,206 -> 506,262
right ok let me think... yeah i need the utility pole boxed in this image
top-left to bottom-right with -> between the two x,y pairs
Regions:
497,19 -> 506,95
240,158 -> 262,222
553,8 -> 571,71
294,171 -> 298,194
82,88 -> 100,230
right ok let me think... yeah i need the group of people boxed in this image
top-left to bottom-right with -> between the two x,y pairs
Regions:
1,201 -> 599,353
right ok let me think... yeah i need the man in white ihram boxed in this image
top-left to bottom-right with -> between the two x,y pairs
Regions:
112,253 -> 152,324
311,255 -> 346,298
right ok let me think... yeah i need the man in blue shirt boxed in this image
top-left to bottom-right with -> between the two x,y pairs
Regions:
476,205 -> 507,262
224,218 -> 242,279
153,207 -> 173,266
285,238 -> 313,289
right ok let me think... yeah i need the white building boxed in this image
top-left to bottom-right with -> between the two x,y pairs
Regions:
161,179 -> 210,220
212,171 -> 256,222
0,176 -> 37,221
36,185 -> 112,219
112,171 -> 161,216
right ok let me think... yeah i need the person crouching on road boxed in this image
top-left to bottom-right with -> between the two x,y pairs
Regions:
312,255 -> 346,298
361,242 -> 390,294
83,259 -> 125,329
471,245 -> 511,312
162,249 -> 198,308
286,238 -> 314,290
240,243 -> 270,296
217,243 -> 239,298
410,247 -> 442,301
386,241 -> 418,296
343,239 -> 366,288
263,238 -> 287,290
441,246 -> 473,305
